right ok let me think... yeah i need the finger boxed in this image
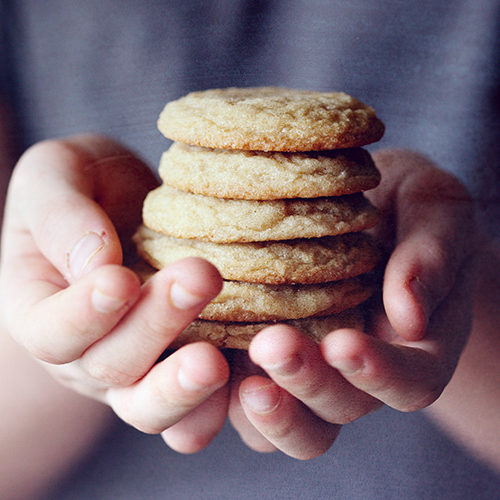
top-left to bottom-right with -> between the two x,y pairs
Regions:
78,257 -> 223,386
249,325 -> 381,424
161,385 -> 229,454
322,329 -> 440,411
3,135 -> 156,282
105,342 -> 229,435
228,391 -> 278,454
369,150 -> 474,341
322,259 -> 472,412
227,352 -> 277,454
239,375 -> 340,460
3,264 -> 141,364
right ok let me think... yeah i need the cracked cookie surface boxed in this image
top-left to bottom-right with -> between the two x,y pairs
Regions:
134,225 -> 380,284
142,185 -> 379,243
171,309 -> 365,349
134,259 -> 373,322
159,142 -> 380,200
199,278 -> 373,322
158,87 -> 385,151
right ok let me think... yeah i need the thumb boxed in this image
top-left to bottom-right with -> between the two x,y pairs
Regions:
2,134 -> 157,283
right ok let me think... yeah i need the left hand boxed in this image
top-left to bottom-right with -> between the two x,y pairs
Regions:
221,150 -> 475,459
0,135 -> 230,454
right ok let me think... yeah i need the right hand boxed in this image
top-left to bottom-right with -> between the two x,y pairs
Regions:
227,150 -> 476,459
0,134 -> 230,453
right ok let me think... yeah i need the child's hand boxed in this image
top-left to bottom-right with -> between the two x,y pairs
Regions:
228,150 -> 475,459
0,135 -> 230,453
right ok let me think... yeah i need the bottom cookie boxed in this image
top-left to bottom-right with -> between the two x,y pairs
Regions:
170,308 -> 366,350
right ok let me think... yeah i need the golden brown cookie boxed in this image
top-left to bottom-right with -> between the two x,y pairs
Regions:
199,278 -> 373,322
142,185 -> 379,243
159,143 -> 381,200
133,259 -> 372,322
171,308 -> 366,349
134,225 -> 380,284
158,87 -> 385,151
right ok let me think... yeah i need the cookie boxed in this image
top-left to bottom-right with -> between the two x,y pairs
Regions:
157,87 -> 385,151
133,87 -> 384,349
170,308 -> 366,349
159,143 -> 381,200
133,259 -> 372,322
134,225 -> 380,284
142,185 -> 379,243
199,278 -> 373,322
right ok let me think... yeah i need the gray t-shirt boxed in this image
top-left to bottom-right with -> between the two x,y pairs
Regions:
2,1 -> 500,498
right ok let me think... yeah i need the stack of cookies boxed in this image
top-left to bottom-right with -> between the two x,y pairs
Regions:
134,87 -> 384,349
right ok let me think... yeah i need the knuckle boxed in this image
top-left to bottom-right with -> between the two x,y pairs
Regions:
114,404 -> 163,434
403,160 -> 471,205
24,339 -> 72,365
421,235 -> 449,265
12,141 -> 47,178
4,308 -> 77,365
138,315 -> 172,345
294,443 -> 333,461
398,387 -> 443,412
127,417 -> 163,435
163,432 -> 212,454
117,390 -> 194,435
149,378 -> 194,412
262,418 -> 295,443
332,400 -> 381,425
13,139 -> 70,182
398,373 -> 447,412
332,414 -> 356,425
435,171 -> 473,206
417,236 -> 457,297
108,392 -> 163,434
83,357 -> 135,387
290,378 -> 324,402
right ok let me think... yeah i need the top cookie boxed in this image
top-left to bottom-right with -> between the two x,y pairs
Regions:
158,87 -> 385,152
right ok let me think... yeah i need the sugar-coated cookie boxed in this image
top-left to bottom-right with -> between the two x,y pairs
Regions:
133,258 -> 372,322
133,86 -> 385,349
170,309 -> 366,349
199,278 -> 373,322
134,225 -> 380,284
158,87 -> 384,151
142,185 -> 379,243
159,143 -> 381,200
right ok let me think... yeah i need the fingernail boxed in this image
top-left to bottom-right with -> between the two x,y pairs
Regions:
91,288 -> 127,314
177,367 -> 208,392
68,232 -> 105,279
241,384 -> 281,414
170,281 -> 205,310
